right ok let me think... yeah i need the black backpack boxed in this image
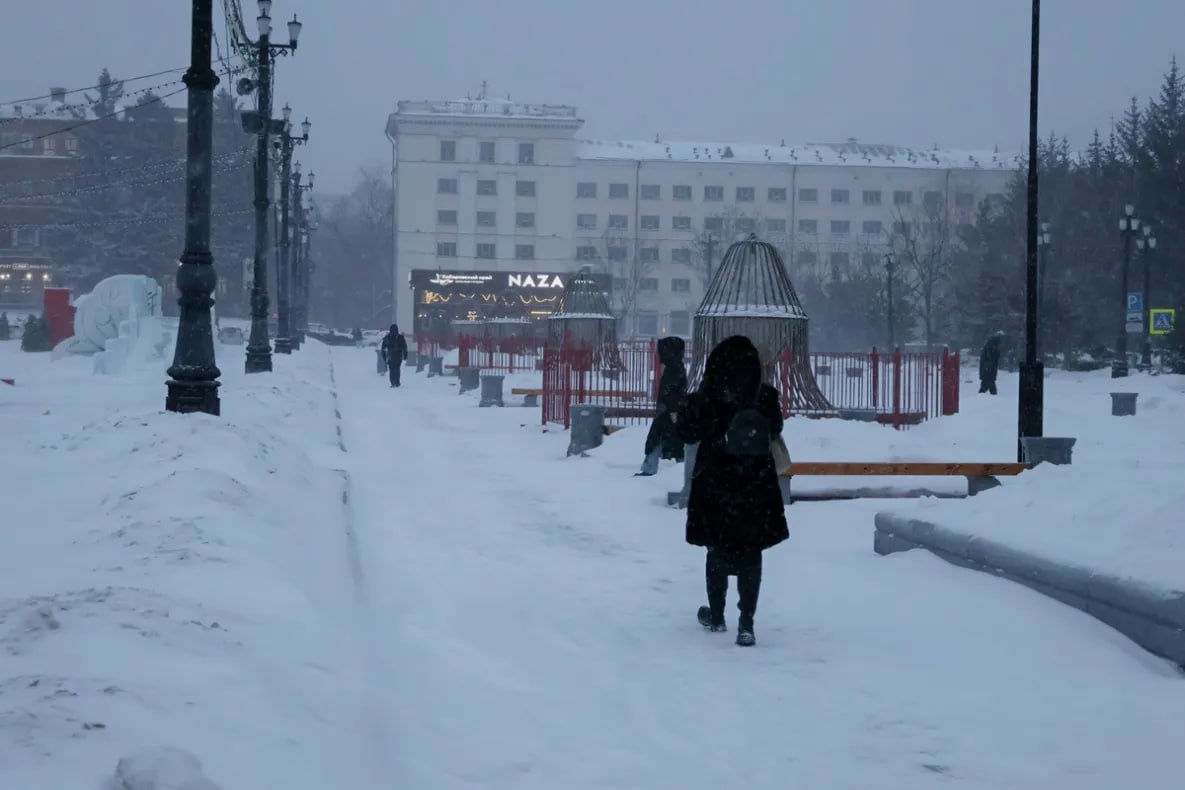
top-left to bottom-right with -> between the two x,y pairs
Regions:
724,400 -> 771,457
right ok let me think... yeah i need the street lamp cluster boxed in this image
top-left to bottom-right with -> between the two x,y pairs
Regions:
167,0 -> 316,415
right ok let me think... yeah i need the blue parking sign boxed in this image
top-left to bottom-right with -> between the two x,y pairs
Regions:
1127,292 -> 1144,311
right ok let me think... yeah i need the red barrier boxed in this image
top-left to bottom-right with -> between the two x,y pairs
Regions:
43,288 -> 75,347
456,335 -> 541,374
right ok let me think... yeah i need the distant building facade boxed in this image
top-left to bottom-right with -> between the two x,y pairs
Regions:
385,96 -> 1018,337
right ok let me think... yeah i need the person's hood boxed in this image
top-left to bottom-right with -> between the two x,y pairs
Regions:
657,336 -> 685,366
701,335 -> 762,404
389,324 -> 399,335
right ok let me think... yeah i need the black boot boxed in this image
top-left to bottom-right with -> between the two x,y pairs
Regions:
697,605 -> 726,632
735,552 -> 762,647
735,615 -> 755,647
704,550 -> 729,631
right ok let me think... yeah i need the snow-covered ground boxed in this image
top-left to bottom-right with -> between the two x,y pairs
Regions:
2,338 -> 1185,788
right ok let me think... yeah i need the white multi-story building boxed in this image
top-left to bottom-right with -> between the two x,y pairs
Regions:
385,96 -> 1018,337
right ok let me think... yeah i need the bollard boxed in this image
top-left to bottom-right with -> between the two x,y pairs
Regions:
428,356 -> 444,378
405,352 -> 416,368
416,353 -> 426,373
457,366 -> 480,395
567,403 -> 606,456
668,442 -> 698,507
1020,436 -> 1077,467
535,358 -> 544,372
1110,392 -> 1138,417
479,374 -> 505,407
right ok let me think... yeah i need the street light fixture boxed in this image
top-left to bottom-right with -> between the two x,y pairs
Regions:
1137,223 -> 1157,370
243,0 -> 305,374
1114,204 -> 1140,377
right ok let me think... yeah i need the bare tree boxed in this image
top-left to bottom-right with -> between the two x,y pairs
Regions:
885,199 -> 965,347
679,206 -> 781,291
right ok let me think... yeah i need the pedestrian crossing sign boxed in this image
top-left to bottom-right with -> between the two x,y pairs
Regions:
1150,308 -> 1175,335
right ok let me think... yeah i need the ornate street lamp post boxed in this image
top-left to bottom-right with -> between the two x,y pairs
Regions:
166,0 -> 221,415
291,169 -> 314,346
1138,224 -> 1157,370
242,1 -> 302,373
1114,204 -> 1140,378
272,109 -> 309,354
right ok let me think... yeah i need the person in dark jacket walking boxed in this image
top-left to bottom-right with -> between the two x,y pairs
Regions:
636,336 -> 687,476
380,324 -> 408,387
979,333 -> 1002,395
678,335 -> 789,647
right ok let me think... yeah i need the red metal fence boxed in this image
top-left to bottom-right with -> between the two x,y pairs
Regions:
456,335 -> 542,374
542,342 -> 959,430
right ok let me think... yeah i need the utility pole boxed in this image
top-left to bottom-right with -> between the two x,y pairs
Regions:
1017,0 -> 1044,462
165,0 -> 221,415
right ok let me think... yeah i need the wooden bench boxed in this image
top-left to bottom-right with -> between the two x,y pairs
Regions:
781,461 -> 1029,500
509,388 -> 648,407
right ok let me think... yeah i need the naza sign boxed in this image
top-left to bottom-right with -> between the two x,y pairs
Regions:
508,273 -> 565,289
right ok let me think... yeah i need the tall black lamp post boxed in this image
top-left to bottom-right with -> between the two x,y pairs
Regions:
242,0 -> 302,373
884,251 -> 897,350
1114,204 -> 1140,378
292,168 -> 314,345
272,108 -> 310,354
1138,223 -> 1157,370
1017,0 -> 1044,462
166,0 -> 221,415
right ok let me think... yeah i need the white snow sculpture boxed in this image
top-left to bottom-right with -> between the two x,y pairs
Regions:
52,274 -> 175,375
113,747 -> 223,790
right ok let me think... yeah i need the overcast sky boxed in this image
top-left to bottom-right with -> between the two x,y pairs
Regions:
2,0 -> 1183,195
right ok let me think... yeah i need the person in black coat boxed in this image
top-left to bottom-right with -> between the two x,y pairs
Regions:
979,333 -> 1002,395
636,336 -> 687,476
678,335 -> 789,646
380,324 -> 409,387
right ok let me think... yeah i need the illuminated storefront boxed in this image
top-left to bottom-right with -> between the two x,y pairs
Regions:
409,269 -> 611,334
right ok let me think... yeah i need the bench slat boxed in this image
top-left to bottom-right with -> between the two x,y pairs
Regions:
783,462 -> 1029,477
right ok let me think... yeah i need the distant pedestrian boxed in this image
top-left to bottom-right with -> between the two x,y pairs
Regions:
979,333 -> 1003,395
636,336 -> 687,476
0,312 -> 10,341
678,335 -> 789,647
380,324 -> 408,387
352,326 -> 363,347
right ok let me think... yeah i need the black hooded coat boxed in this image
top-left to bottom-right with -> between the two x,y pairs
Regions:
979,335 -> 1002,382
678,336 -> 789,553
381,324 -> 408,363
643,336 -> 687,459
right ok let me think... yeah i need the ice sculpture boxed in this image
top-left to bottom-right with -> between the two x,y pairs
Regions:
53,274 -> 175,375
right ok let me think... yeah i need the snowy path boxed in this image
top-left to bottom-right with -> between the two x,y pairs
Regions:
330,347 -> 1185,790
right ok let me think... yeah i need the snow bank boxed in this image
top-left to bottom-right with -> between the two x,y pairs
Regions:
0,341 -> 374,788
113,747 -> 221,790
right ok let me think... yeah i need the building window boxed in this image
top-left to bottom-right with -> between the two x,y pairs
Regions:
830,220 -> 851,235
608,246 -> 628,261
608,214 -> 628,230
861,252 -> 879,269
673,185 -> 692,201
440,140 -> 456,161
437,210 -> 457,226
515,244 -> 535,260
955,191 -> 975,209
768,187 -> 787,203
636,311 -> 659,337
518,142 -> 535,164
436,241 -> 457,257
671,278 -> 691,293
672,216 -> 691,230
704,217 -> 724,233
476,243 -> 496,259
641,215 -> 660,230
516,212 -> 535,228
641,184 -> 661,200
479,141 -> 495,163
516,180 -> 536,197
893,190 -> 912,206
924,191 -> 943,208
437,178 -> 458,194
639,277 -> 659,291
576,245 -> 599,260
798,188 -> 818,203
830,251 -> 850,269
577,213 -> 597,229
799,250 -> 818,266
477,211 -> 496,227
669,310 -> 691,336
609,183 -> 629,199
862,220 -> 883,235
831,189 -> 850,204
766,218 -> 786,233
672,248 -> 692,264
704,185 -> 724,201
894,221 -> 912,235
736,186 -> 755,202
735,218 -> 756,233
577,182 -> 597,198
640,247 -> 659,263
477,179 -> 497,196
862,190 -> 882,206
42,139 -> 56,155
64,136 -> 78,153
798,219 -> 817,234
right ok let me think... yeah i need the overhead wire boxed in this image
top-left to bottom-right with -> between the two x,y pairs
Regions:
0,66 -> 189,107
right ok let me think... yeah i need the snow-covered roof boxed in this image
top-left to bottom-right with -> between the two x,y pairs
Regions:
578,139 -> 1020,171
396,99 -> 580,121
0,101 -> 76,121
